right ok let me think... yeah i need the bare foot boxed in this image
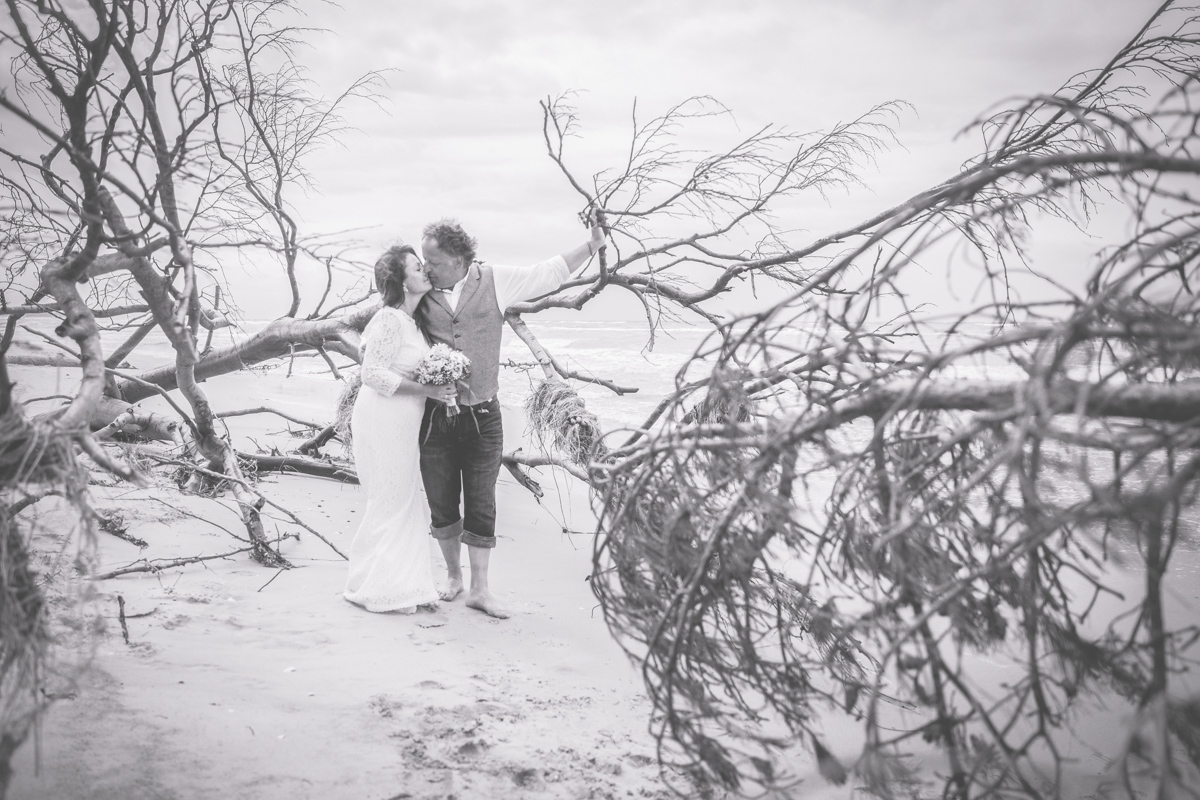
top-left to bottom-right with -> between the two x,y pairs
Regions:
465,590 -> 509,619
440,576 -> 464,602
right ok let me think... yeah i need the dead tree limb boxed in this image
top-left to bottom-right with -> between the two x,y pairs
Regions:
588,5 -> 1200,796
95,545 -> 262,580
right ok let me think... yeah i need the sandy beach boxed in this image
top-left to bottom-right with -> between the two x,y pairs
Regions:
10,324 -> 1197,800
4,355 -> 703,800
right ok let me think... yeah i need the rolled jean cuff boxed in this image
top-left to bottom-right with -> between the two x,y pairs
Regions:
430,519 -> 463,541
461,529 -> 496,549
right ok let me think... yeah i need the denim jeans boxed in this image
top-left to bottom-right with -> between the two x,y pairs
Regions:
419,397 -> 504,549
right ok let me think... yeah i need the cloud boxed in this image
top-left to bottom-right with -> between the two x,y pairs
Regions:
288,0 -> 1163,294
6,0 -> 1165,318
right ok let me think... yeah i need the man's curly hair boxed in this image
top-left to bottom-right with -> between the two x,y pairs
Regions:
423,218 -> 477,265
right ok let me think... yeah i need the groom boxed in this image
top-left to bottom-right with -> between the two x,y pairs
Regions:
417,218 -> 605,618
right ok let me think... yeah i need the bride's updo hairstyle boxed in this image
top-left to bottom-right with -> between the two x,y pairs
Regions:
374,244 -> 418,307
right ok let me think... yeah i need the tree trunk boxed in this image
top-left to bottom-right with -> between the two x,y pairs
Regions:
114,310 -> 374,403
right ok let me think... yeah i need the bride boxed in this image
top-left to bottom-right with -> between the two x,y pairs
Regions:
344,244 -> 457,613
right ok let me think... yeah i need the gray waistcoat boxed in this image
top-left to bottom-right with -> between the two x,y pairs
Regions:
416,264 -> 502,406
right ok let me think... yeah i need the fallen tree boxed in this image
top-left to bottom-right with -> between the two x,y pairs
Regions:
586,3 -> 1200,798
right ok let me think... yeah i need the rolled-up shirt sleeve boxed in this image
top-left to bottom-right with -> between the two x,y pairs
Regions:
492,255 -> 571,311
360,311 -> 404,395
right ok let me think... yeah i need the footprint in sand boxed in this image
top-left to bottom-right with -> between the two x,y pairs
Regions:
510,767 -> 544,789
369,695 -> 404,718
456,739 -> 488,758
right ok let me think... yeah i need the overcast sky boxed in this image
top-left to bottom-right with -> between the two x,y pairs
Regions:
2,1 -> 1165,320
246,0 -> 1160,321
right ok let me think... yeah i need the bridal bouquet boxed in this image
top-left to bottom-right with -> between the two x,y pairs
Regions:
414,344 -> 471,416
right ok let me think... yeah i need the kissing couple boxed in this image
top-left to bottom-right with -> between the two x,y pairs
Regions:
342,217 -> 606,619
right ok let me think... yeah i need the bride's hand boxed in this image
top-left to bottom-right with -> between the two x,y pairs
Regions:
427,383 -> 456,403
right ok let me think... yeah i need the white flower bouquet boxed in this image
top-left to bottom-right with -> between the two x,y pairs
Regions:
414,343 -> 471,415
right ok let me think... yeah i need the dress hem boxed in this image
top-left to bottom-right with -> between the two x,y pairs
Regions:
343,591 -> 440,614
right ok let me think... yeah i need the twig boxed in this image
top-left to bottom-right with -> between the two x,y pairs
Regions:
315,344 -> 343,381
20,394 -> 73,405
5,355 -> 78,367
314,289 -> 373,320
258,494 -> 347,560
19,324 -> 78,358
116,595 -> 130,644
257,567 -> 286,592
202,285 -> 221,354
8,490 -> 61,515
216,407 -> 325,430
505,313 -> 639,395
2,303 -> 151,318
95,545 -> 258,580
145,495 -> 245,542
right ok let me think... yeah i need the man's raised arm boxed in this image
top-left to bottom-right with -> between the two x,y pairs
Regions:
494,224 -> 607,310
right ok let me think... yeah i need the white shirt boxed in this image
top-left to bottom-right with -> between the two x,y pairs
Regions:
436,255 -> 572,312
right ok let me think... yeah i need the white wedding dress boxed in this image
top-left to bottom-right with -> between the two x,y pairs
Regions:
344,306 -> 440,612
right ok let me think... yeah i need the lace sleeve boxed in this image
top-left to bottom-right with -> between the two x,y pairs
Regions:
360,310 -> 406,395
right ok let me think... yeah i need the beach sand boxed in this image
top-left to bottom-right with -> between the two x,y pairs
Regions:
5,358 -> 693,800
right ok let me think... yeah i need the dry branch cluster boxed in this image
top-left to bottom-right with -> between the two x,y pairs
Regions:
0,0 -> 381,561
0,403 -> 97,797
585,4 -> 1200,798
0,4 -> 378,790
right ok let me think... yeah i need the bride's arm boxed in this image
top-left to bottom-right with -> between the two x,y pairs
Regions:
361,311 -> 454,401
